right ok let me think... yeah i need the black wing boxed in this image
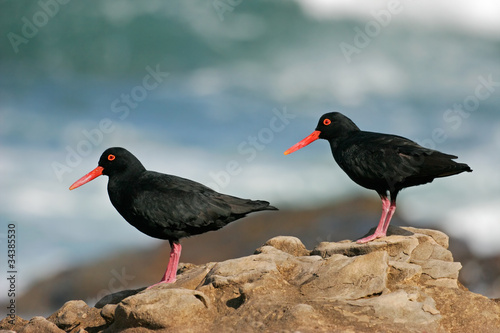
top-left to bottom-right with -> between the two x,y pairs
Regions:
126,171 -> 275,240
333,132 -> 471,192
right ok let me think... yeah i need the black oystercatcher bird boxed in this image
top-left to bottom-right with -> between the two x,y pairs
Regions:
69,147 -> 277,286
284,112 -> 472,243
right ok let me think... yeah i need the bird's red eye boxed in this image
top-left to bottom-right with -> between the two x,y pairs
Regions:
323,119 -> 332,126
108,154 -> 116,161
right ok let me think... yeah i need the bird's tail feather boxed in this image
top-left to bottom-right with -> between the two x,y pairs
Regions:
221,195 -> 278,215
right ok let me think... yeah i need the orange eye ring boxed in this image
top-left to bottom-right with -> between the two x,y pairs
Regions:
323,119 -> 332,126
108,154 -> 116,161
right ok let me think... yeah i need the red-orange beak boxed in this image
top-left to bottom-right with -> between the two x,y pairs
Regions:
284,130 -> 321,155
69,166 -> 104,190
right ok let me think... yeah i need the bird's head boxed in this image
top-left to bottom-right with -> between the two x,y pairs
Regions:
69,147 -> 145,190
284,112 -> 360,155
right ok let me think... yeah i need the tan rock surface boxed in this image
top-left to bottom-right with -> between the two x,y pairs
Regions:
2,227 -> 499,332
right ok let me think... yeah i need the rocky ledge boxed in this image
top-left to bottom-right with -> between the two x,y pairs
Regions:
2,226 -> 500,333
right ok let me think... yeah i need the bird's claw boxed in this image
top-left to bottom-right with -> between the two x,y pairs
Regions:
147,278 -> 176,289
356,232 -> 385,244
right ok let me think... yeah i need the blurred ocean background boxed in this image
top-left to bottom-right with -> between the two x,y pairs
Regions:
1,0 -> 500,313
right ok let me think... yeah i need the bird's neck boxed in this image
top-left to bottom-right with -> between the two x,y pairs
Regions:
107,167 -> 145,205
327,132 -> 354,152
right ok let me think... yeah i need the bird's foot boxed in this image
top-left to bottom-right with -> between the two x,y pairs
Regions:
356,232 -> 386,244
147,278 -> 176,289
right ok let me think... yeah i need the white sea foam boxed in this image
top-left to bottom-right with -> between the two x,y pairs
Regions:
296,0 -> 500,38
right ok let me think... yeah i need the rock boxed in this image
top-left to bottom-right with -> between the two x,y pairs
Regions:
388,261 -> 422,285
173,262 -> 216,289
410,240 -> 453,262
301,250 -> 389,300
18,317 -> 64,333
100,304 -> 118,324
345,290 -> 443,331
404,226 -> 450,248
203,253 -> 281,288
49,300 -> 87,329
47,300 -> 106,332
3,227 -> 500,332
0,316 -> 28,333
415,259 -> 462,280
256,236 -> 311,256
95,289 -> 143,309
312,229 -> 420,263
109,288 -> 210,331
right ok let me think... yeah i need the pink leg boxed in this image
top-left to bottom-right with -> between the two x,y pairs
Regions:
382,201 -> 396,234
357,196 -> 391,243
148,241 -> 182,288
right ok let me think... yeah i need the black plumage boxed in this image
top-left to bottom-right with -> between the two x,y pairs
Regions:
70,147 -> 276,285
285,112 -> 471,243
